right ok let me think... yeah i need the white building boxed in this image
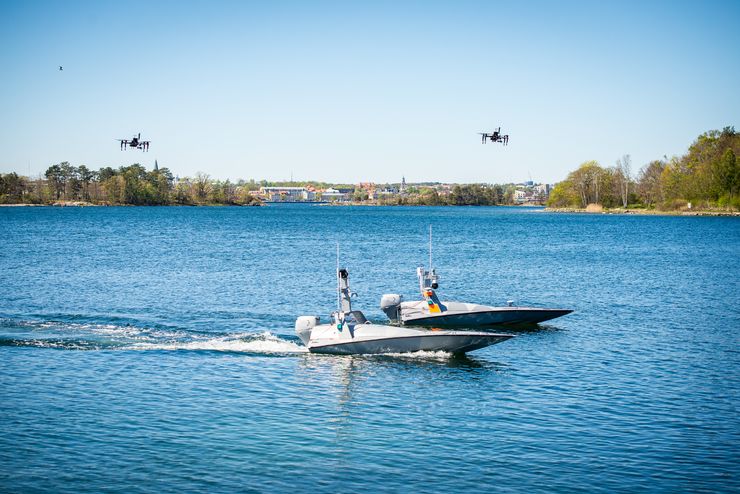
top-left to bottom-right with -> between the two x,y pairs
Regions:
320,188 -> 347,201
259,187 -> 315,202
513,189 -> 528,203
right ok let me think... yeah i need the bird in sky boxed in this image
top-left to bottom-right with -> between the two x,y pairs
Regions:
59,66 -> 63,71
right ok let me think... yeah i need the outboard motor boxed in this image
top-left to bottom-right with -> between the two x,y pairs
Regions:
380,294 -> 403,322
295,316 -> 319,346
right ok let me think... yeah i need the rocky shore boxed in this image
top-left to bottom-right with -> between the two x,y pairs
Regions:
544,207 -> 740,216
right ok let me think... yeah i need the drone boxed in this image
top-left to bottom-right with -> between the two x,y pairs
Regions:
479,127 -> 509,145
117,133 -> 151,151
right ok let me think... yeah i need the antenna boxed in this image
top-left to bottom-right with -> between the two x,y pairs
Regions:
336,242 -> 341,312
429,225 -> 433,271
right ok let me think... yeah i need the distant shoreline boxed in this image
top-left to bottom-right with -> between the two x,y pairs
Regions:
2,202 -> 737,215
544,207 -> 740,217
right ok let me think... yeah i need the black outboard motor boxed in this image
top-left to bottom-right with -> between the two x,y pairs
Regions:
380,294 -> 403,322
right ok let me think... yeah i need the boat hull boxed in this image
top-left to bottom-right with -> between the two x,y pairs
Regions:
401,305 -> 573,328
308,331 -> 512,355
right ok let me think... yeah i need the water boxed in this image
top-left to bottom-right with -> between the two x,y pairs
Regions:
1,205 -> 738,493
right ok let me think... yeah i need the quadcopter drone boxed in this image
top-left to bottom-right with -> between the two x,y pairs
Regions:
117,133 -> 150,151
478,127 -> 509,145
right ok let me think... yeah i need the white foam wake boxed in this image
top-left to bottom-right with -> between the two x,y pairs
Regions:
126,331 -> 308,354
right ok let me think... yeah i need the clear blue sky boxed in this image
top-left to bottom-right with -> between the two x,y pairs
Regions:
1,0 -> 738,184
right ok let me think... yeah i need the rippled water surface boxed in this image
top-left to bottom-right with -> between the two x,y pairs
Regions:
1,205 -> 738,493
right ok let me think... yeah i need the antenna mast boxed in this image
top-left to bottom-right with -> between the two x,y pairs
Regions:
429,225 -> 433,271
336,242 -> 340,312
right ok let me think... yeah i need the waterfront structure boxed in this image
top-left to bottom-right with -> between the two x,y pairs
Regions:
320,188 -> 349,202
259,186 -> 315,202
253,181 -> 552,204
534,183 -> 551,202
511,183 -> 553,204
513,189 -> 528,203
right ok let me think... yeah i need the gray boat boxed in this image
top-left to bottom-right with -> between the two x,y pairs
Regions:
380,228 -> 573,328
295,268 -> 513,355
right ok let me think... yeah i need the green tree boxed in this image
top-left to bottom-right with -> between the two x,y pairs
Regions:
194,172 -> 211,203
102,175 -> 125,204
59,162 -> 77,199
503,186 -> 516,205
547,181 -> 579,207
77,165 -> 95,201
45,164 -> 65,199
147,167 -> 174,204
713,149 -> 738,200
419,188 -> 443,205
637,160 -> 665,208
174,179 -> 193,204
0,173 -> 27,203
353,190 -> 369,202
119,164 -> 153,205
97,166 -> 117,182
659,158 -> 690,207
566,161 -> 608,207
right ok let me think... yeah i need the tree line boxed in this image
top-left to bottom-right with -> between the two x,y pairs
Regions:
0,163 -> 261,206
0,164 -> 532,207
548,127 -> 740,210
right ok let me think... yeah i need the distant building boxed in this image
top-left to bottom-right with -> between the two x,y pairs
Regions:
376,186 -> 398,198
534,183 -> 551,200
321,188 -> 349,201
513,189 -> 528,204
259,186 -> 315,202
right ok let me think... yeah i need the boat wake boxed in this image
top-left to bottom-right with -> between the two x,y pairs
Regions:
127,332 -> 307,353
0,317 -> 307,354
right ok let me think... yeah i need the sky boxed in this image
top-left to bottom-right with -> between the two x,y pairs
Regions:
1,0 -> 739,184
